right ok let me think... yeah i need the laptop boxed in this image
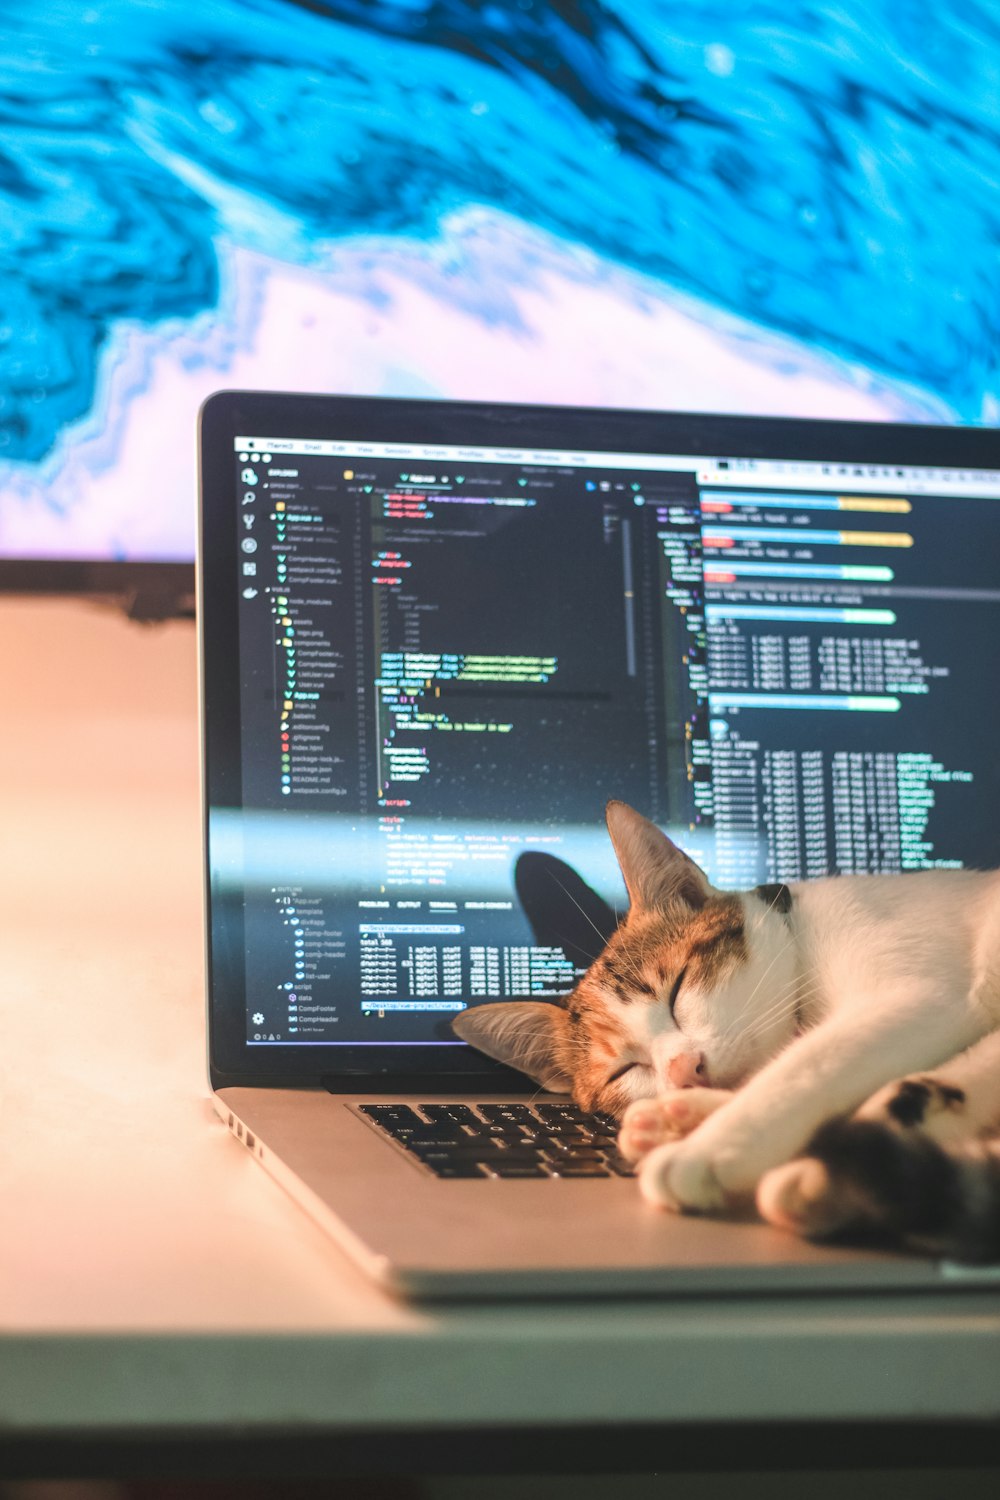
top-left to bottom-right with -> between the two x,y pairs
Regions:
198,390 -> 1000,1299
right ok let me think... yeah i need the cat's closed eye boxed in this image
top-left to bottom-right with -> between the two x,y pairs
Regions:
606,1060 -> 651,1085
669,964 -> 688,1020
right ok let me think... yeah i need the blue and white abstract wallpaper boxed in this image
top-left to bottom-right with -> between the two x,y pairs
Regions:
2,0 -> 999,560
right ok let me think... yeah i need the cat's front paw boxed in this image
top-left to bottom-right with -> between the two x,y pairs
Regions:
637,1140 -> 728,1213
618,1087 -> 731,1162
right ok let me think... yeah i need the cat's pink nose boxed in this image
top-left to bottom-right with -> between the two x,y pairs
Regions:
666,1051 -> 706,1088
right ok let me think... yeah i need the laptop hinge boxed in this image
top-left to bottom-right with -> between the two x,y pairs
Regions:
320,1072 -> 538,1095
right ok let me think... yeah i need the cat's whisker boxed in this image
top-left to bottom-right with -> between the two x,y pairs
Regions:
729,991 -> 799,1048
559,940 -> 604,969
689,934 -> 805,1060
729,972 -> 817,1043
619,937 -> 655,993
724,924 -> 801,1031
601,919 -> 654,995
736,916 -> 797,1007
737,992 -> 806,1047
736,977 -> 820,1046
545,873 -> 616,968
745,970 -> 819,1023
725,972 -> 794,1036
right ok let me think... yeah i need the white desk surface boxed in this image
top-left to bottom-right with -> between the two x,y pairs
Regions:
2,596 -> 999,1446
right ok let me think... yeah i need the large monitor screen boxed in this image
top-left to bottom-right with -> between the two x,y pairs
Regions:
3,0 -> 998,567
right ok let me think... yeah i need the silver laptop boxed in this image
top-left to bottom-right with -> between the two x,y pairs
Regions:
198,390 -> 1000,1299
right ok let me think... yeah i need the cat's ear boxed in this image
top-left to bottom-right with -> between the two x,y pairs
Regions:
451,1002 -> 573,1093
605,800 -> 713,912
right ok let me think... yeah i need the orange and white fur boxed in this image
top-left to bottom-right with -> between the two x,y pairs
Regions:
454,801 -> 1000,1260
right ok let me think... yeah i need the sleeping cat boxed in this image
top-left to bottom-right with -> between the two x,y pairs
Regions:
453,801 -> 1000,1261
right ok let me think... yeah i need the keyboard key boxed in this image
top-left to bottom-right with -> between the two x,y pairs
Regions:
548,1162 -> 611,1178
478,1148 -> 547,1165
411,1142 -> 539,1164
408,1142 -> 500,1162
408,1138 -> 487,1157
419,1104 -> 481,1125
540,1135 -> 589,1155
540,1149 -> 604,1165
483,1161 -> 551,1179
360,1104 -> 424,1125
387,1123 -> 470,1144
535,1103 -> 589,1122
479,1104 -> 537,1124
426,1162 -> 489,1179
604,1154 -> 637,1177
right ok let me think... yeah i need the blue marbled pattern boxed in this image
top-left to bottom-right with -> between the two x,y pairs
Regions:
3,0 -> 1000,467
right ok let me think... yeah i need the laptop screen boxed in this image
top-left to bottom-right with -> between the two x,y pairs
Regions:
200,395 -> 1000,1084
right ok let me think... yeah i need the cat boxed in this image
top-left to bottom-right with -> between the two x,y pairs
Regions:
452,800 -> 1000,1262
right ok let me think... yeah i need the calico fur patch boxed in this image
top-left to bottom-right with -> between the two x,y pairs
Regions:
796,1118 -> 1000,1261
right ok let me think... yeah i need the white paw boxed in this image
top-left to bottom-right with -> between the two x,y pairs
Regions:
618,1087 -> 731,1163
637,1140 -> 728,1213
756,1157 -> 851,1239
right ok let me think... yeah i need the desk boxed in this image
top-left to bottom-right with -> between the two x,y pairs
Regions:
2,597 -> 999,1482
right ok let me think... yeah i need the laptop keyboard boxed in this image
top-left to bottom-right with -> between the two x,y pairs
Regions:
358,1101 -> 635,1179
